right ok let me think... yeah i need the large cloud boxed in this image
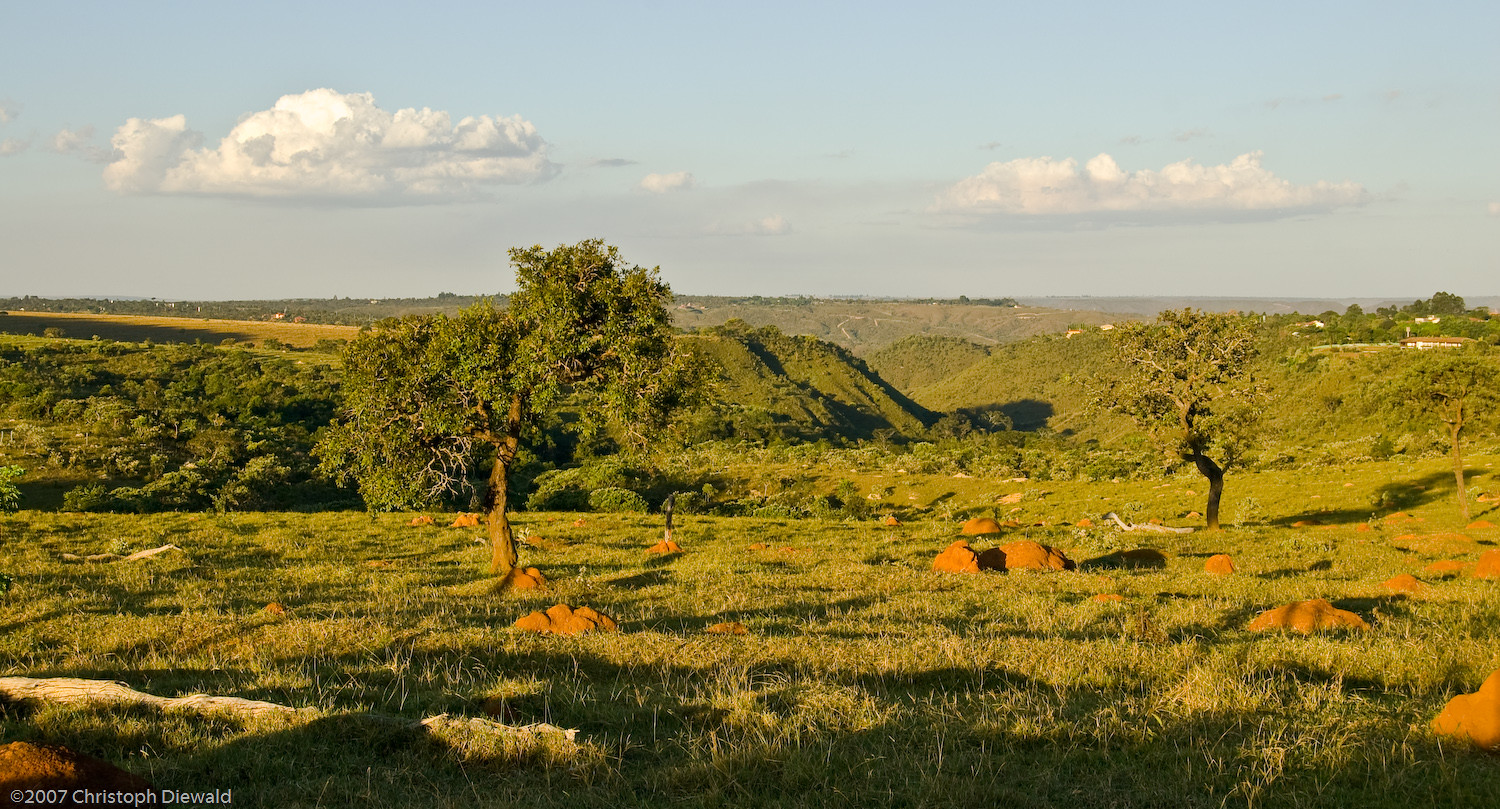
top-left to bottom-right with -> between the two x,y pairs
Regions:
103,89 -> 558,200
936,151 -> 1366,219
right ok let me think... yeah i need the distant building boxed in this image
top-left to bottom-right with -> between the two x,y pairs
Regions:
1099,323 -> 1114,330
1414,316 -> 1442,323
1399,336 -> 1473,350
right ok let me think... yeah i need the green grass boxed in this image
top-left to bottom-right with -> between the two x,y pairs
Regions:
3,457 -> 1500,807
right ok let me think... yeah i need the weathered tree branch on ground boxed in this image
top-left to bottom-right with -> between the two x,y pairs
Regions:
1104,513 -> 1195,534
0,676 -> 578,742
58,544 -> 182,563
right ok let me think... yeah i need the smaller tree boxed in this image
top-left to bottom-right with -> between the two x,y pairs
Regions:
1393,350 -> 1499,520
0,465 -> 24,514
1097,310 -> 1261,529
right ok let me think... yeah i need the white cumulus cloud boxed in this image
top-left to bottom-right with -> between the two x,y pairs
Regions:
750,214 -> 790,235
639,171 -> 695,193
936,151 -> 1367,218
103,89 -> 558,200
0,138 -> 29,156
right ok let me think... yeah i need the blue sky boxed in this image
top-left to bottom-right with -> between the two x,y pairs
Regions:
1,1 -> 1495,299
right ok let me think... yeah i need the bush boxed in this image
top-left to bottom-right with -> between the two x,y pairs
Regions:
525,468 -> 590,511
588,487 -> 649,513
0,465 -> 23,513
61,482 -> 111,512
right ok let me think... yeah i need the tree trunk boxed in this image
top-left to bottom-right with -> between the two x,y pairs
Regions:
1451,420 -> 1470,522
1191,452 -> 1225,530
486,394 -> 525,577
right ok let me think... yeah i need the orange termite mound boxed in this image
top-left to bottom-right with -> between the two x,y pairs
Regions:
263,602 -> 287,617
747,542 -> 770,551
961,517 -> 1003,535
1292,519 -> 1323,527
514,604 -> 618,635
571,518 -> 587,528
1091,593 -> 1126,603
882,515 -> 901,527
705,621 -> 749,635
1473,550 -> 1500,579
450,513 -> 481,528
647,540 -> 683,554
1247,598 -> 1369,633
1204,554 -> 1236,575
499,567 -> 548,590
408,515 -> 434,527
1467,520 -> 1496,530
1355,523 -> 1373,533
933,540 -> 982,573
1076,518 -> 1094,528
1381,573 -> 1427,594
0,742 -> 151,791
1433,669 -> 1500,751
1424,559 -> 1466,576
979,541 -> 1075,572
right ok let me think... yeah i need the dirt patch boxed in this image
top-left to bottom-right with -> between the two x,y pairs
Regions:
450,513 -> 480,528
0,742 -> 151,791
1204,554 -> 1236,575
933,540 -> 981,573
706,622 -> 748,635
960,517 -> 1002,536
1381,574 -> 1426,594
748,543 -> 770,551
1091,593 -> 1126,603
1292,519 -> 1323,527
1473,550 -> 1500,580
647,540 -> 683,554
499,567 -> 547,590
1355,523 -> 1373,533
1433,669 -> 1500,751
1248,598 -> 1369,633
514,604 -> 618,635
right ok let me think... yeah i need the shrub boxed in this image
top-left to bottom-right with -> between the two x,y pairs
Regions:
525,469 -> 590,511
0,465 -> 23,513
588,487 -> 649,513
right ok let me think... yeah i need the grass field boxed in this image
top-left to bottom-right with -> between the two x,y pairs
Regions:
0,311 -> 360,348
2,457 -> 1499,807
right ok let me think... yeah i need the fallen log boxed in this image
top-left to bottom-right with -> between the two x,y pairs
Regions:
1104,513 -> 1194,534
0,676 -> 577,742
58,544 -> 182,563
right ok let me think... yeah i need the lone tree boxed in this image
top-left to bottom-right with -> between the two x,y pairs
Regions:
1098,309 -> 1261,530
317,239 -> 693,578
1393,350 -> 1499,521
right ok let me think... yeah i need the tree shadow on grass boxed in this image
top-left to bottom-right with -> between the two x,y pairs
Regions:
1080,549 -> 1169,570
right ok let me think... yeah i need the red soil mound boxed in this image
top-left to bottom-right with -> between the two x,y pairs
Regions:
933,540 -> 981,573
999,492 -> 1024,505
1204,554 -> 1236,575
882,515 -> 901,527
263,602 -> 287,616
748,543 -> 770,551
1355,523 -> 1373,533
450,513 -> 480,528
514,604 -> 618,635
1248,598 -> 1369,633
1076,518 -> 1094,528
1433,669 -> 1500,750
1467,520 -> 1496,530
500,567 -> 547,590
1292,519 -> 1323,527
986,541 -> 1075,572
1381,574 -> 1426,594
571,518 -> 587,527
408,515 -> 434,526
960,517 -> 1002,535
706,621 -> 748,635
1425,560 -> 1466,576
0,742 -> 151,791
1473,550 -> 1500,580
1091,593 -> 1126,603
1393,533 -> 1475,556
647,540 -> 683,554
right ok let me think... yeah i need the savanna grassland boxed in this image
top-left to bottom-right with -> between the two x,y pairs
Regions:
3,293 -> 1500,807
3,456 -> 1500,808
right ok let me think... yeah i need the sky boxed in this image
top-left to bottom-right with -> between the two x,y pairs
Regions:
0,0 -> 1495,300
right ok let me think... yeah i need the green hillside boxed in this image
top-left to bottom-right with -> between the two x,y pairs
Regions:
866,334 -> 992,393
683,320 -> 936,442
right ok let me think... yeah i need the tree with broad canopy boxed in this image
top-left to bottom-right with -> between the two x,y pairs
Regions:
1097,309 -> 1262,530
316,239 -> 694,579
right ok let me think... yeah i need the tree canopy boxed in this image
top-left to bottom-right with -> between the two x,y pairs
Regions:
317,239 -> 694,577
1392,349 -> 1500,520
